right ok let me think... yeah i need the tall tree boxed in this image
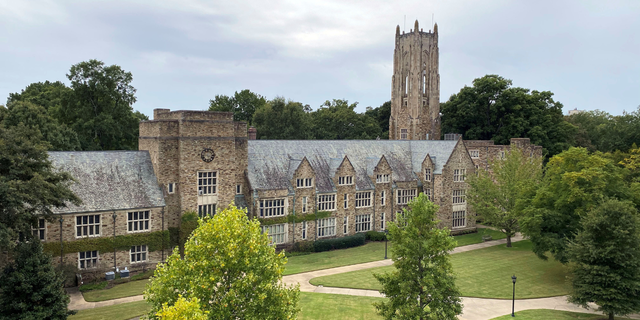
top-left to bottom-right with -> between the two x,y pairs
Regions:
1,101 -> 81,151
0,240 -> 72,320
467,147 -> 542,247
209,90 -> 266,125
441,75 -> 575,157
568,200 -> 640,320
311,99 -> 382,140
61,59 -> 146,150
365,100 -> 391,139
0,124 -> 80,250
567,108 -> 640,153
6,80 -> 72,119
252,97 -> 313,140
374,193 -> 462,320
520,147 -> 636,263
144,205 -> 300,319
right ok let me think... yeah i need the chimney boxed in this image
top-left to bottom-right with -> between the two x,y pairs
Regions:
248,126 -> 257,140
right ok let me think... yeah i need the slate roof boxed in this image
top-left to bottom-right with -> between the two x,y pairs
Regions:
247,140 -> 458,192
48,151 -> 165,214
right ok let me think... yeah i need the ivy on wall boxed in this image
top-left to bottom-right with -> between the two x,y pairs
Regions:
42,230 -> 171,256
257,211 -> 332,226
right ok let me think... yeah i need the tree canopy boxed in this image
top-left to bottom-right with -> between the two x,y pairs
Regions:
467,146 -> 542,247
374,193 -> 462,320
568,199 -> 640,320
144,205 -> 300,319
209,89 -> 266,125
0,124 -> 80,250
441,75 -> 575,157
567,108 -> 640,153
252,97 -> 313,140
310,99 -> 382,140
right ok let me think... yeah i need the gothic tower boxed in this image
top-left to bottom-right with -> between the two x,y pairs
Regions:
389,20 -> 440,140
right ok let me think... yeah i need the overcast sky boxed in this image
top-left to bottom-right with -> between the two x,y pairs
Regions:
1,0 -> 638,118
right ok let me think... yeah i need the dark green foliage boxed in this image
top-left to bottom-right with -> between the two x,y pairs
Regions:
441,75 -> 575,157
365,101 -> 391,139
61,59 -> 146,150
365,231 -> 387,241
313,233 -> 366,252
6,80 -> 71,118
568,200 -> 640,320
79,281 -> 108,292
311,99 -> 382,139
252,97 -> 314,139
209,89 -> 266,125
0,240 -> 71,320
567,108 -> 640,153
521,148 -> 636,263
41,230 -> 170,256
0,101 -> 81,151
290,240 -> 315,254
0,125 -> 80,250
374,194 -> 462,320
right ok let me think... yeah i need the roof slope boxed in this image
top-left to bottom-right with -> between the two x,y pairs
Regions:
248,140 -> 457,192
48,151 -> 165,214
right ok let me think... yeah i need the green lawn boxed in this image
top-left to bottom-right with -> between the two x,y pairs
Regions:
70,292 -> 382,320
285,227 -> 505,275
69,300 -> 150,320
310,240 -> 570,299
82,279 -> 149,302
490,309 -> 622,320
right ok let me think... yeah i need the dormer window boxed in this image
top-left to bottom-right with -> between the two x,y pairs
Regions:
453,169 -> 466,182
469,150 -> 479,159
376,174 -> 390,183
296,178 -> 313,188
425,168 -> 431,182
338,176 -> 353,185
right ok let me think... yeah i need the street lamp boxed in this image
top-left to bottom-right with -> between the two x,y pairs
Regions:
511,274 -> 517,317
384,229 -> 389,259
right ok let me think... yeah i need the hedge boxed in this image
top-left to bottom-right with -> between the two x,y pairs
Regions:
258,211 -> 332,226
365,231 -> 388,241
313,232 -> 366,252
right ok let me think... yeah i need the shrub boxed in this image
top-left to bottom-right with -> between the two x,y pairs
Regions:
365,231 -> 387,241
313,233 -> 366,252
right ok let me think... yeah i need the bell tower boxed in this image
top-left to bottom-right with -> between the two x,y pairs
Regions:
389,20 -> 441,140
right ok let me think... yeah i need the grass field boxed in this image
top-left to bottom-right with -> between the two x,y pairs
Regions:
490,309 -> 621,320
310,240 -> 570,299
284,227 -> 505,275
69,300 -> 150,320
82,280 -> 149,302
70,292 -> 382,320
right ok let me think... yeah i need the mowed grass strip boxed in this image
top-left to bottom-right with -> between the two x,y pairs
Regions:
310,241 -> 570,299
285,227 -> 505,275
82,279 -> 149,302
489,309 -> 625,320
299,292 -> 384,320
69,300 -> 150,320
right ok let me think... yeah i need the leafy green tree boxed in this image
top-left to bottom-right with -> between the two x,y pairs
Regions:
61,59 -> 147,150
467,147 -> 542,247
567,108 -> 640,153
144,205 -> 300,320
0,124 -> 80,250
209,90 -> 266,125
520,147 -> 637,263
0,101 -> 81,151
0,240 -> 72,319
374,193 -> 462,320
6,80 -> 72,119
441,75 -> 575,157
252,97 -> 313,139
365,101 -> 391,139
157,296 -> 208,320
568,200 -> 640,320
311,99 -> 382,139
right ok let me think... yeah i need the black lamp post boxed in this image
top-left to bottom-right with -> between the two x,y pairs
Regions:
59,217 -> 64,265
384,229 -> 389,259
511,274 -> 517,317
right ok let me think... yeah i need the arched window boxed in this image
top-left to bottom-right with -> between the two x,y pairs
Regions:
405,75 -> 409,95
422,70 -> 427,94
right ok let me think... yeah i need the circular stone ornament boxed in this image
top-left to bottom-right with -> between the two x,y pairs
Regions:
200,148 -> 215,162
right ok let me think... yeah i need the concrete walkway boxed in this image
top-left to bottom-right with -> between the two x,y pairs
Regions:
66,287 -> 144,311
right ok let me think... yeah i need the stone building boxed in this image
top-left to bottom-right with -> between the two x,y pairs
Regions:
389,20 -> 441,141
38,21 -> 542,275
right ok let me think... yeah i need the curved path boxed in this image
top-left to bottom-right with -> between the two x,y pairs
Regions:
69,234 -> 639,319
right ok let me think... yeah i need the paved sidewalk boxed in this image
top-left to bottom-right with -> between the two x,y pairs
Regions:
66,287 -> 144,311
282,234 -> 525,292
